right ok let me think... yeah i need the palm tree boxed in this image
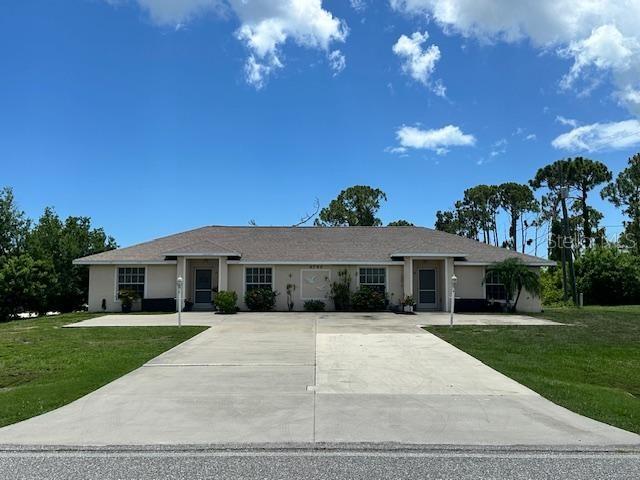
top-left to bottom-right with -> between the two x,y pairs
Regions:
484,258 -> 541,312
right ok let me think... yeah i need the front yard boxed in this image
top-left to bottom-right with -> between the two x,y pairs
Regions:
0,313 -> 205,427
427,306 -> 640,434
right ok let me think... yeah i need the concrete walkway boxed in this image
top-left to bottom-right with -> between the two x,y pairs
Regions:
0,312 -> 637,446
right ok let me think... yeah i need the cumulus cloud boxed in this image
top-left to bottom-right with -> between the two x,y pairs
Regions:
552,119 -> 640,152
389,0 -> 640,115
111,0 -> 347,88
392,31 -> 444,95
394,124 -> 476,155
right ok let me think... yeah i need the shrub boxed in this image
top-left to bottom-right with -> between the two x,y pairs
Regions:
214,290 -> 238,314
244,288 -> 278,311
576,247 -> 640,305
303,300 -> 325,312
330,269 -> 351,311
351,287 -> 386,311
540,267 -> 564,305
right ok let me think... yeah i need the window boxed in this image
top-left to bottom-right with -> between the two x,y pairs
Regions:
245,267 -> 273,291
359,267 -> 386,293
485,270 -> 507,301
117,267 -> 145,298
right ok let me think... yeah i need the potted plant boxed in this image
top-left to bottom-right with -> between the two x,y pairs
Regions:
184,298 -> 193,312
402,295 -> 416,313
118,289 -> 140,313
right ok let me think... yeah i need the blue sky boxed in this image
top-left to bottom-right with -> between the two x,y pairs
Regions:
1,1 -> 640,253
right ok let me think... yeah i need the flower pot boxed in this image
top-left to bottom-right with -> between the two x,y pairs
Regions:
403,305 -> 414,313
121,304 -> 132,313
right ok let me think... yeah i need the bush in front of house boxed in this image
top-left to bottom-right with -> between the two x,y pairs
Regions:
303,300 -> 325,312
214,290 -> 238,314
351,287 -> 386,311
330,269 -> 351,311
244,288 -> 278,311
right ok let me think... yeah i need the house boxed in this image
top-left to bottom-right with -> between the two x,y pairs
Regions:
73,226 -> 555,313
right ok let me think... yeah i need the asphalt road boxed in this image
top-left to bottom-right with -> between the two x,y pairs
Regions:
1,446 -> 639,480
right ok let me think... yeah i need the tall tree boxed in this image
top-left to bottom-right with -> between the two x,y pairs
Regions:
0,187 -> 29,258
461,185 -> 500,245
498,183 -> 539,252
530,159 -> 576,302
434,210 -> 462,235
570,157 -> 612,247
315,186 -> 387,226
27,208 -> 117,312
602,153 -> 640,253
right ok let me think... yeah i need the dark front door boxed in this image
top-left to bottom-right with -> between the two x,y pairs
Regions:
418,269 -> 437,310
194,269 -> 213,305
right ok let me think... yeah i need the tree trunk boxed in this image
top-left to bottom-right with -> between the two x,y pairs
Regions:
582,187 -> 590,249
513,286 -> 522,313
510,210 -> 517,250
561,197 -> 577,304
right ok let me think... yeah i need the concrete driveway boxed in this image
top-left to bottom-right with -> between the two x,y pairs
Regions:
0,312 -> 637,446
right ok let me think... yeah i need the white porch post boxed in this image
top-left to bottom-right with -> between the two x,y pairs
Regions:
176,256 -> 187,311
444,257 -> 450,312
403,256 -> 413,300
218,256 -> 228,291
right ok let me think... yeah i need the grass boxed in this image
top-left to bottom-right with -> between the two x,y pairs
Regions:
426,305 -> 640,434
0,313 -> 206,427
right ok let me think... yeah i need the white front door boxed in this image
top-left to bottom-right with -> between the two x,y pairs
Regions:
418,269 -> 437,309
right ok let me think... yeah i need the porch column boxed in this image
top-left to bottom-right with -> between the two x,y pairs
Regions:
444,257 -> 454,312
444,257 -> 450,312
403,256 -> 413,300
218,257 -> 228,291
176,256 -> 187,311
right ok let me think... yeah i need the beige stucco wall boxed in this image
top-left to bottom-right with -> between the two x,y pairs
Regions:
454,265 -> 486,299
226,264 -> 403,311
88,264 -> 177,312
451,264 -> 542,313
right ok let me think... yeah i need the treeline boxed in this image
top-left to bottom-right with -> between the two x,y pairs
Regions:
436,153 -> 640,305
0,187 -> 116,321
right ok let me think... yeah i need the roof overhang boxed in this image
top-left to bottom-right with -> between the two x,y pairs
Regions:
73,259 -> 177,265
226,260 -> 399,265
454,260 -> 556,267
391,253 -> 468,258
163,252 -> 241,257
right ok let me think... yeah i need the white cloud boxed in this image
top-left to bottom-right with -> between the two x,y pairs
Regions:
350,0 -> 366,12
389,0 -> 640,115
328,49 -> 346,76
112,0 -> 347,88
525,133 -> 537,141
395,124 -> 475,155
555,115 -> 579,128
552,119 -> 640,152
490,138 -> 507,157
392,31 -> 445,96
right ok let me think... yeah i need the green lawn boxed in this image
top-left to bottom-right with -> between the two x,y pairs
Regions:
426,306 -> 640,434
0,313 -> 206,427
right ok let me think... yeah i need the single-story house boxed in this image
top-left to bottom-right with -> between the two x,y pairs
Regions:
74,226 -> 555,313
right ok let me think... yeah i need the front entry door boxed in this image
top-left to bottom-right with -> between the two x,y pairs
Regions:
418,269 -> 437,310
194,269 -> 213,305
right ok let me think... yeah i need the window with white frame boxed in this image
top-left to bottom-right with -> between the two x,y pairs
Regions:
359,267 -> 386,293
117,267 -> 145,298
485,270 -> 507,301
245,267 -> 273,291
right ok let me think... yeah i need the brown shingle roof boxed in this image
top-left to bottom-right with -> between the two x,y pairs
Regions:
74,226 -> 554,265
